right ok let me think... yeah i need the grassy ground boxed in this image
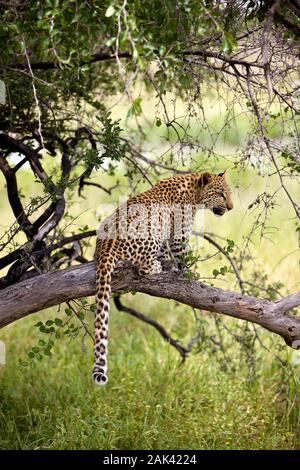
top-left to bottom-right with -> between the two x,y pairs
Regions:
0,100 -> 299,450
0,303 -> 300,450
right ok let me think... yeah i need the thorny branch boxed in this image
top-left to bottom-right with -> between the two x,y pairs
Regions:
114,295 -> 190,360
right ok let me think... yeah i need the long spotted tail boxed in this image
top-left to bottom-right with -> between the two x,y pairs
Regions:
93,254 -> 115,385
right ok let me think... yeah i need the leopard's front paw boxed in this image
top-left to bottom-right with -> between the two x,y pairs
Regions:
139,260 -> 162,276
176,261 -> 188,271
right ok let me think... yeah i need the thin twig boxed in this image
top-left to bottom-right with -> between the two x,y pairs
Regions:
114,295 -> 189,360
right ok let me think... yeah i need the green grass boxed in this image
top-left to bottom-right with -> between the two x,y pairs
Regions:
0,298 -> 300,450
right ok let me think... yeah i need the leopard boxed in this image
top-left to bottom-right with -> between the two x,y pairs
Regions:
93,170 -> 233,385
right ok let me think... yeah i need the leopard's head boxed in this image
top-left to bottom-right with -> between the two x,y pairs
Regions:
197,171 -> 233,216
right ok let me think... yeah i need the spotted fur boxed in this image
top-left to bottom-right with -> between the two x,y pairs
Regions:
93,171 -> 233,385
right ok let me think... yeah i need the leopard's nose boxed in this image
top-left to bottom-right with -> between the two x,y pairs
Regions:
227,202 -> 233,211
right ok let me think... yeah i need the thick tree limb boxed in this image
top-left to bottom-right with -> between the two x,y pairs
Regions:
0,262 -> 299,348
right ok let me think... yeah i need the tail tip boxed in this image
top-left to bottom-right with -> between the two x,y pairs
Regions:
93,372 -> 108,385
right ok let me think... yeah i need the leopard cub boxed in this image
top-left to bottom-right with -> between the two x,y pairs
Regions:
93,171 -> 233,385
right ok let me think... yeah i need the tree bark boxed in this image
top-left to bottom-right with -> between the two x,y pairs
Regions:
0,261 -> 299,348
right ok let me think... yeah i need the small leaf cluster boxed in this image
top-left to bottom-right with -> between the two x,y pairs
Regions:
213,265 -> 231,278
224,239 -> 235,255
20,299 -> 95,366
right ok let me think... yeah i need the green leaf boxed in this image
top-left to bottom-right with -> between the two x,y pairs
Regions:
222,31 -> 237,54
220,266 -> 228,275
127,97 -> 142,118
132,47 -> 139,61
179,73 -> 192,88
105,5 -> 115,17
44,349 -> 52,357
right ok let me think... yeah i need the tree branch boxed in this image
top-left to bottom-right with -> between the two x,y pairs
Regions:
202,233 -> 245,293
79,181 -> 120,195
114,295 -> 189,359
5,47 -> 263,73
0,154 -> 34,238
0,230 -> 96,273
6,50 -> 132,71
0,262 -> 299,348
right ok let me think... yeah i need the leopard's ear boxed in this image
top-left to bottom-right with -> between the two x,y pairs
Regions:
198,172 -> 212,188
218,170 -> 227,177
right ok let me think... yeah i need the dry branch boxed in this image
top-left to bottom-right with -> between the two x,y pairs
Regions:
114,295 -> 190,359
0,262 -> 299,348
